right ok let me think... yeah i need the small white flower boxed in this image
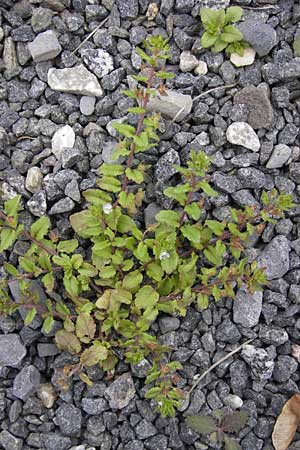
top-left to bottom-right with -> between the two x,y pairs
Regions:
103,203 -> 113,214
159,251 -> 170,261
157,401 -> 163,407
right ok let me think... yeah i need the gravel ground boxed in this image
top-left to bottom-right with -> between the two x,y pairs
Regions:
1,0 -> 300,449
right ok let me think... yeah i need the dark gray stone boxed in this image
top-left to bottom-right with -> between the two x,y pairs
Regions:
233,288 -> 263,327
135,419 -> 157,440
116,0 -> 139,18
12,365 -> 41,401
257,236 -> 290,280
242,345 -> 274,380
259,325 -> 289,346
273,356 -> 298,382
55,403 -> 82,436
0,334 -> 26,367
0,430 -> 23,450
216,319 -> 241,344
155,149 -> 180,182
40,433 -> 72,450
237,20 -> 276,56
262,58 -> 300,84
81,398 -> 109,415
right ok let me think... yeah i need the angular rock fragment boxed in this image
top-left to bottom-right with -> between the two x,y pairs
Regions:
48,65 -> 103,96
28,30 -> 62,62
226,122 -> 260,152
0,334 -> 26,367
146,89 -> 192,122
104,373 -> 135,409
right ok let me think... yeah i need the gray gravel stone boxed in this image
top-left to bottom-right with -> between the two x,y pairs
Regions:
273,356 -> 298,382
48,65 -> 103,97
116,0 -> 139,18
262,58 -> 300,84
81,48 -> 114,79
180,51 -> 199,72
135,419 -> 157,440
28,30 -> 62,62
104,373 -> 135,409
266,144 -> 292,169
25,167 -> 43,193
144,203 -> 162,227
41,433 -> 72,450
31,7 -> 53,33
155,149 -> 180,182
51,124 -> 75,159
216,319 -> 241,344
48,198 -> 75,215
55,403 -> 82,436
233,85 -> 273,129
61,147 -> 81,169
233,288 -> 263,327
0,334 -> 26,368
27,191 -> 47,217
80,96 -> 96,116
82,397 -> 109,415
12,365 -> 41,401
0,430 -> 23,450
226,122 -> 260,152
242,345 -> 274,381
259,325 -> 289,346
257,236 -> 290,280
146,89 -> 192,122
237,20 -> 276,57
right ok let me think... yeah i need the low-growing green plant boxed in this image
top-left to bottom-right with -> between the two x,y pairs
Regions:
186,409 -> 249,450
200,6 -> 250,56
0,34 -> 294,417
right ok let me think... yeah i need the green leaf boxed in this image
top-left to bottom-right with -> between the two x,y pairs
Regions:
135,285 -> 159,309
200,8 -> 219,28
135,47 -> 152,63
83,189 -> 112,207
80,372 -> 93,386
184,203 -> 201,221
3,263 -> 19,276
133,242 -> 150,263
42,316 -> 54,334
4,196 -> 21,218
160,251 -> 178,274
98,176 -> 121,193
99,265 -> 116,279
76,312 -> 96,342
56,302 -> 70,316
186,415 -> 217,434
30,216 -> 50,240
125,167 -> 144,184
156,71 -> 175,79
199,181 -> 218,197
57,239 -> 78,254
221,25 -> 243,43
24,308 -> 37,326
112,122 -> 136,138
224,435 -> 242,450
127,107 -> 146,114
122,270 -> 143,292
63,275 -> 80,298
156,210 -> 180,228
42,272 -> 55,291
80,343 -> 108,367
19,257 -> 37,273
181,225 -> 201,243
212,36 -> 228,53
122,89 -> 137,99
201,31 -> 218,48
100,164 -> 124,177
70,210 -> 101,238
205,220 -> 225,236
197,294 -> 209,309
55,329 -> 81,354
0,228 -> 16,252
294,36 -> 300,57
225,6 -> 243,23
146,262 -> 164,282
